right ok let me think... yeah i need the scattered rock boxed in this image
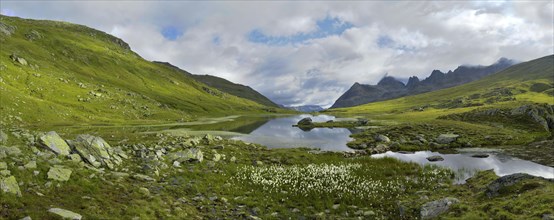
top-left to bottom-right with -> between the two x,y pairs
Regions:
0,130 -> 8,143
25,30 -> 43,41
426,155 -> 444,162
212,150 -> 221,162
132,174 -> 156,182
23,161 -> 37,169
48,208 -> 82,220
19,216 -> 32,220
368,144 -> 389,154
0,176 -> 22,197
9,53 -> 28,66
375,134 -> 390,143
436,134 -> 459,144
138,187 -> 150,197
0,22 -> 16,36
38,131 -> 71,156
173,161 -> 181,167
0,146 -> 22,156
0,170 -> 11,176
363,211 -> 375,216
332,204 -> 340,209
420,197 -> 459,219
47,166 -> 72,181
471,153 -> 489,158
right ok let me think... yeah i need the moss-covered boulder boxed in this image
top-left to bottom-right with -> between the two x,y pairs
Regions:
436,134 -> 459,144
420,197 -> 459,219
38,131 -> 71,156
0,175 -> 21,197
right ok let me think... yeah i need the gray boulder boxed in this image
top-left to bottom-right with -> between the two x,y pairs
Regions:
420,197 -> 459,219
71,134 -> 125,169
168,148 -> 203,163
38,131 -> 71,156
9,54 -> 28,66
297,117 -> 313,126
436,134 -> 459,144
48,208 -> 82,220
375,134 -> 391,143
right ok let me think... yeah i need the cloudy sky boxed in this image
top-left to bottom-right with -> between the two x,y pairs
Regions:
1,1 -> 552,107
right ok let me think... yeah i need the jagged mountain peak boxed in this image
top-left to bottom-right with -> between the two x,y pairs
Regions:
377,76 -> 405,88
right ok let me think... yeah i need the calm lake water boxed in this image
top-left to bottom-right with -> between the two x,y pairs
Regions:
232,114 -> 355,151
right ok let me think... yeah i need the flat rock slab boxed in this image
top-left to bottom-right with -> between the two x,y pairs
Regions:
48,208 -> 82,220
39,131 -> 71,156
47,166 -> 72,181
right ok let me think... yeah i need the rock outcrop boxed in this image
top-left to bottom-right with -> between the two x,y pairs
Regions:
71,134 -> 127,169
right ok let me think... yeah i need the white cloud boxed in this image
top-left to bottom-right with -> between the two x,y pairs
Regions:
1,1 -> 552,107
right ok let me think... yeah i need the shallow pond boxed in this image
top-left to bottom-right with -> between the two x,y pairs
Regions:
371,150 -> 554,183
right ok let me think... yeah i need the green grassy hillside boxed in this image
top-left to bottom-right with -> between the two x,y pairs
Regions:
326,55 -> 554,120
152,61 -> 279,108
191,74 -> 279,107
0,15 -> 281,126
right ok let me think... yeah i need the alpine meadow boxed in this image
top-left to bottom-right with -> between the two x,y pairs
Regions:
0,2 -> 553,220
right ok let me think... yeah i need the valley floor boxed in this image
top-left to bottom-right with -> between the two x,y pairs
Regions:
1,120 -> 553,219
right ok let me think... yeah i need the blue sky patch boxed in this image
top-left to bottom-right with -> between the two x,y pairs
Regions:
161,26 -> 183,41
212,35 -> 221,45
377,35 -> 418,53
248,16 -> 353,46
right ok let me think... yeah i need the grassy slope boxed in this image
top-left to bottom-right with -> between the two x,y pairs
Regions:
326,54 -> 554,120
191,74 -> 279,107
0,15 -> 282,126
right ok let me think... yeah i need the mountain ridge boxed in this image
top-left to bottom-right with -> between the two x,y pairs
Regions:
152,61 -> 279,107
331,58 -> 516,108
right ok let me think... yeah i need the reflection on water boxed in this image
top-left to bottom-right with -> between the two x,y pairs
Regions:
372,151 -> 554,183
232,114 -> 354,151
